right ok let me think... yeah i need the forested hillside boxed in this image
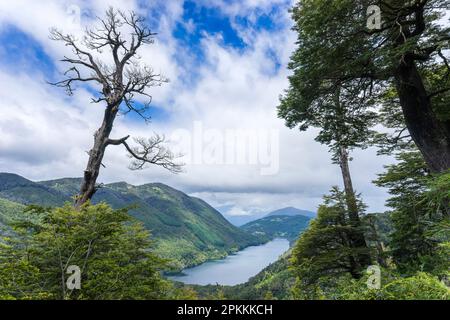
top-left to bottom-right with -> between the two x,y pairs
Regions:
241,214 -> 311,243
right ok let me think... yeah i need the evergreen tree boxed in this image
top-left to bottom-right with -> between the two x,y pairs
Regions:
291,187 -> 372,297
374,151 -> 448,273
279,85 -> 375,274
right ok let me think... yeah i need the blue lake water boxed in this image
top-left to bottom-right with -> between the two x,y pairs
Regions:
168,238 -> 290,286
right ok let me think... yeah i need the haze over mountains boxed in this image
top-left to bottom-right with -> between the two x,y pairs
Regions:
266,207 -> 316,218
225,206 -> 316,226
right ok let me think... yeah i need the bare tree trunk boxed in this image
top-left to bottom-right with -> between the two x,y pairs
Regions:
395,59 -> 450,174
75,105 -> 119,208
338,146 -> 372,274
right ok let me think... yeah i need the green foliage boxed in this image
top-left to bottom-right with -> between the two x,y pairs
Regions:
291,187 -> 372,295
374,152 -> 449,274
0,203 -> 171,300
337,271 -> 449,300
291,266 -> 449,300
281,0 -> 450,120
0,243 -> 49,300
377,273 -> 449,300
0,197 -> 25,234
169,286 -> 199,300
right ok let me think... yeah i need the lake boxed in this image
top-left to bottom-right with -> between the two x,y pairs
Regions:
168,238 -> 290,286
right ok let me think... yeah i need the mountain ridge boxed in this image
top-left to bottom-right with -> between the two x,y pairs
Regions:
265,206 -> 316,218
224,206 -> 316,226
241,214 -> 311,243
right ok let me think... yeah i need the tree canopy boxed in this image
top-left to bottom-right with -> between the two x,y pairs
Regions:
0,203 -> 171,300
280,0 -> 450,173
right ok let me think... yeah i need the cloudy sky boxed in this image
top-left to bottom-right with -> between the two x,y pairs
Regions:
0,0 -> 392,219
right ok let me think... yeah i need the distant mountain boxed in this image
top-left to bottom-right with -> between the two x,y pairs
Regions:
223,213 -> 267,227
241,214 -> 311,243
266,207 -> 316,218
222,207 -> 316,226
0,173 -> 264,269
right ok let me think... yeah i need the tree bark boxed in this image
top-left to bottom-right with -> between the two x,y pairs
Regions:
74,104 -> 119,208
395,59 -> 450,173
338,146 -> 372,274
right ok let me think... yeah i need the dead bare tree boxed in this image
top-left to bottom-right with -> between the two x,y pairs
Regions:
50,8 -> 183,208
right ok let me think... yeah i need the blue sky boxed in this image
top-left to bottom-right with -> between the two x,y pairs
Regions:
0,0 -> 392,218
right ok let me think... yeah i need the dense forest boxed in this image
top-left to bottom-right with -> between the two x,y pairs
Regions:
0,1 -> 449,300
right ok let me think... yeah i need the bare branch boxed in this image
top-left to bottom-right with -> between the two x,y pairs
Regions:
48,66 -> 101,95
107,134 -> 184,173
49,7 -> 167,115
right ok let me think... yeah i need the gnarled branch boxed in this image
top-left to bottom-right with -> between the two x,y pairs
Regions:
107,134 -> 184,173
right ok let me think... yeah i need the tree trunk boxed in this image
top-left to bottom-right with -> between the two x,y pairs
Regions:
339,146 -> 359,222
336,206 -> 362,279
74,104 -> 119,208
395,59 -> 450,174
338,146 -> 372,274
365,215 -> 388,268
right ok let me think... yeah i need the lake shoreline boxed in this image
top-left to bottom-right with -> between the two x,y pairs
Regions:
162,237 -> 272,276
167,238 -> 290,286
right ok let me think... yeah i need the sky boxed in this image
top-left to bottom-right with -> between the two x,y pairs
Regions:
0,0 -> 393,219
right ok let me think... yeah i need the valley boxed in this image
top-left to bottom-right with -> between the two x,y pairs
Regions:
0,173 -> 266,270
0,172 -> 313,291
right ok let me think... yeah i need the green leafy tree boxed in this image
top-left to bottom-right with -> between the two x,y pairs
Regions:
0,203 -> 170,300
282,0 -> 450,173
